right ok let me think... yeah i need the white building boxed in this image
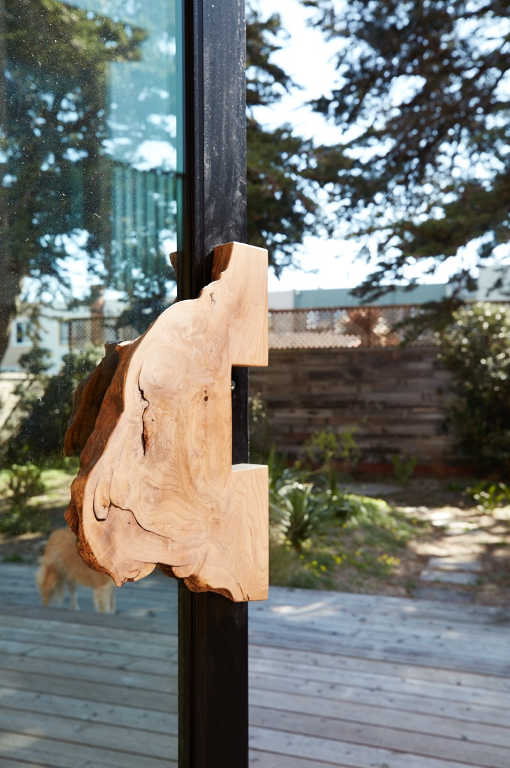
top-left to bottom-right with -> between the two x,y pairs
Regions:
0,290 -> 129,375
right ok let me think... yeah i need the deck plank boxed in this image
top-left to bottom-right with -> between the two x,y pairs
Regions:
249,657 -> 510,708
0,708 -> 177,759
250,753 -> 347,767
0,564 -> 508,767
248,627 -> 510,676
0,653 -> 177,694
0,638 -> 178,673
249,725 -> 481,768
249,645 -> 510,692
0,603 -> 175,636
250,707 -> 510,768
0,731 -> 175,768
249,689 -> 510,749
0,688 -> 177,734
0,669 -> 175,713
249,670 -> 509,727
0,626 -> 177,661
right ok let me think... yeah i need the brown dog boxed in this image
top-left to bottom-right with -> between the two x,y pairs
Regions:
36,528 -> 115,613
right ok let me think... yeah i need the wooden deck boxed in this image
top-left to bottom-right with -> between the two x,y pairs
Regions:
0,564 -> 509,767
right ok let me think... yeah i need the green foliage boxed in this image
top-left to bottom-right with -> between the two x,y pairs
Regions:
265,438 -> 427,590
269,539 -> 338,589
269,463 -> 391,552
267,444 -> 291,492
333,493 -> 391,524
6,462 -> 45,507
0,461 -> 46,536
303,428 -> 338,470
3,553 -> 25,563
248,392 -> 273,462
247,119 -> 324,276
467,481 -> 510,512
8,345 -> 102,463
304,0 -> 510,305
390,454 -> 418,484
17,345 -> 52,377
0,505 -> 46,536
270,480 -> 337,551
439,303 -> 510,475
268,487 -> 415,589
267,448 -> 312,505
303,427 -> 362,474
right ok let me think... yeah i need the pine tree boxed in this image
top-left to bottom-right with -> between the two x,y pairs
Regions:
304,0 -> 510,305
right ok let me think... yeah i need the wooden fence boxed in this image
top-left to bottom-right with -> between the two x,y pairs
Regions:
250,346 -> 459,473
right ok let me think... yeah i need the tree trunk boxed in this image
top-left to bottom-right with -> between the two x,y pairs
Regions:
0,0 -> 19,364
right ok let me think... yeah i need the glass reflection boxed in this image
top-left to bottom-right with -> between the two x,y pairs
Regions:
0,1 -> 182,764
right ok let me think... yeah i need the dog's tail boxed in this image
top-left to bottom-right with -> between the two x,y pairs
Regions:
36,562 -> 59,606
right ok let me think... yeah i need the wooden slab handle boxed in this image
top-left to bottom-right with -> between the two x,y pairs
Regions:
65,242 -> 269,602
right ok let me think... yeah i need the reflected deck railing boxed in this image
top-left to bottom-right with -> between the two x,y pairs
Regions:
66,305 -> 437,352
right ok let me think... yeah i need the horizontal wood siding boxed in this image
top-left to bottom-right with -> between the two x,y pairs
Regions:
250,346 -> 459,469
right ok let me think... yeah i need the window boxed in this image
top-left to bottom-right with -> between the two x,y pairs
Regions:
1,1 -> 184,765
14,320 -> 32,345
59,321 -> 70,346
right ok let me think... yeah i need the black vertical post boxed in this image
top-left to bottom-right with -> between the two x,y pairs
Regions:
178,2 -> 248,767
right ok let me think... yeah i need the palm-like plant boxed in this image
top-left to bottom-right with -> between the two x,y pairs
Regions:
270,481 -> 340,552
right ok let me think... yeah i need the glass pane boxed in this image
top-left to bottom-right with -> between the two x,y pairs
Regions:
0,1 -> 183,765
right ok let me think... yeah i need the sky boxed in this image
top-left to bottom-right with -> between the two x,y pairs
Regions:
256,0 -> 484,293
257,0 -> 357,293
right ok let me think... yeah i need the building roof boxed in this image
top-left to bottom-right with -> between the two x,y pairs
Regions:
268,283 -> 447,310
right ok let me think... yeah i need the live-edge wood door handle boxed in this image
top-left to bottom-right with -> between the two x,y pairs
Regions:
64,242 -> 269,602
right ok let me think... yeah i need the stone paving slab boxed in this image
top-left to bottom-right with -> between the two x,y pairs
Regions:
419,569 -> 479,586
412,585 -> 473,603
445,521 -> 481,535
427,556 -> 482,573
342,482 -> 401,497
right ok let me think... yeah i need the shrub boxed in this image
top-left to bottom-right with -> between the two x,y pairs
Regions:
268,447 -> 309,497
270,481 -> 338,551
269,472 -> 356,551
467,480 -> 510,511
333,492 -> 392,524
303,426 -> 362,476
0,462 -> 47,536
268,540 -> 323,589
7,462 -> 45,506
439,303 -> 510,476
248,392 -> 273,461
390,453 -> 418,484
8,345 -> 103,463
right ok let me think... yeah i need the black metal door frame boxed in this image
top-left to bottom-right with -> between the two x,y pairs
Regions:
178,2 -> 249,767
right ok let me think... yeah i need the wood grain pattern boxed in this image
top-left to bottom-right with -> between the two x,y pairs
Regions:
250,347 -> 456,468
64,242 -> 269,602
